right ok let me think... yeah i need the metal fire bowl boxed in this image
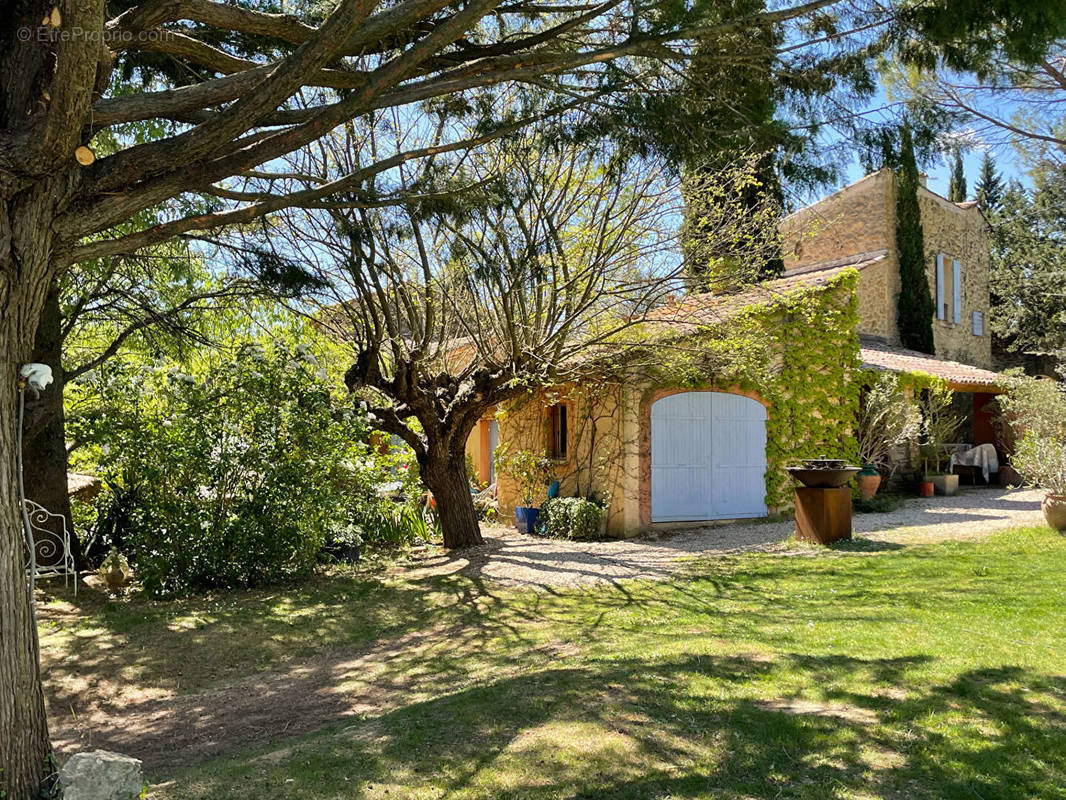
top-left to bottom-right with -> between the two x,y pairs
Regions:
801,458 -> 849,470
786,466 -> 861,488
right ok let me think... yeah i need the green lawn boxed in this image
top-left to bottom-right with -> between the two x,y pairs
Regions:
41,527 -> 1066,799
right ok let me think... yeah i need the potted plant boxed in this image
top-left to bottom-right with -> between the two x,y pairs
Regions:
855,375 -> 920,500
999,374 -> 1066,531
916,382 -> 962,496
496,448 -> 555,533
99,547 -> 131,593
326,523 -> 365,563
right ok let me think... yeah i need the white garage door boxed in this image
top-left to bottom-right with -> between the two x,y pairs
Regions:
650,392 -> 768,522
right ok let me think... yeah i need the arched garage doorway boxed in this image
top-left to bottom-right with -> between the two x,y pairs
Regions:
650,391 -> 768,522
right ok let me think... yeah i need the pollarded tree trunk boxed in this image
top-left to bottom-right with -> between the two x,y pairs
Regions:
0,191 -> 59,798
421,443 -> 483,549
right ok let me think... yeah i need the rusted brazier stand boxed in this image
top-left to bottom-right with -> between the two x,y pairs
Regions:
787,458 -> 861,544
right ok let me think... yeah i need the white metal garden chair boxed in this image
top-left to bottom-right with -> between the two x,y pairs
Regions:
23,499 -> 77,596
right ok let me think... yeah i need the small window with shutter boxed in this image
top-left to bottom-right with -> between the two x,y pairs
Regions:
548,403 -> 568,460
972,310 -> 984,336
935,254 -> 946,320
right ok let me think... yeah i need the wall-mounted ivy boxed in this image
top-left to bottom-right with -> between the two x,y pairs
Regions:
645,270 -> 862,510
492,270 -> 864,519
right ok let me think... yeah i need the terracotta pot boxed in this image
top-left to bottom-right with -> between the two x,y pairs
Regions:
919,480 -> 935,498
856,472 -> 882,501
1042,494 -> 1066,532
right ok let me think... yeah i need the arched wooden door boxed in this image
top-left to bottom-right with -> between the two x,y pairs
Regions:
650,391 -> 768,522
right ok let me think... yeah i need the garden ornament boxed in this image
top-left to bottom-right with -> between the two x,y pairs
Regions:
19,362 -> 53,394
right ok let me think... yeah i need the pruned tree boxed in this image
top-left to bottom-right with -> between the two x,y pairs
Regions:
242,111 -> 798,549
259,124 -> 684,548
0,0 -> 892,791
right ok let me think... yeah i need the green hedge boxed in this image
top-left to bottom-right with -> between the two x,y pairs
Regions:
539,497 -> 605,540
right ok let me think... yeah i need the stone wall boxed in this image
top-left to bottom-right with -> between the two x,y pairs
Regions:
853,259 -> 897,342
780,169 -> 992,367
780,170 -> 899,343
781,171 -> 894,268
474,275 -> 861,537
917,189 -> 993,368
467,380 -> 632,536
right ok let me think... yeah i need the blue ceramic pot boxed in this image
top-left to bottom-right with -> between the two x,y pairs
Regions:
515,506 -> 540,534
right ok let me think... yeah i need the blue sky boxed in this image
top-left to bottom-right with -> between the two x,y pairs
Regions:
827,81 -> 1034,203
840,148 -> 1008,201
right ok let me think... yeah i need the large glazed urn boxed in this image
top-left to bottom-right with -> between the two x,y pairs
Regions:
855,465 -> 881,501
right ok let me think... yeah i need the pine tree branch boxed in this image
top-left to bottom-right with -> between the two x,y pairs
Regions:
63,100 -> 570,264
88,0 -> 380,194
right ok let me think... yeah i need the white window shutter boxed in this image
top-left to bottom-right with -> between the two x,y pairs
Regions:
935,254 -> 945,320
952,259 -> 962,322
972,310 -> 984,336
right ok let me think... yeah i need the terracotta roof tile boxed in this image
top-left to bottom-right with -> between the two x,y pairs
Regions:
859,338 -> 1002,389
647,251 -> 886,332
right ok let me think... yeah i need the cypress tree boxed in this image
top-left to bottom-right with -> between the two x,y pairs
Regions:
681,0 -> 785,293
948,148 -> 967,202
974,152 -> 1005,212
896,121 -> 936,353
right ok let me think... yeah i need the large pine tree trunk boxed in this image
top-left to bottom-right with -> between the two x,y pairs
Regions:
422,444 -> 483,549
1,192 -> 57,798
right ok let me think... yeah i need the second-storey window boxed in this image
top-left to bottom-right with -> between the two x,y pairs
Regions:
548,403 -> 568,460
935,254 -> 947,320
972,310 -> 984,336
935,254 -> 962,323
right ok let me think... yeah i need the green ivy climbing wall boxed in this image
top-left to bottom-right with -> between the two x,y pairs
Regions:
648,270 -> 862,510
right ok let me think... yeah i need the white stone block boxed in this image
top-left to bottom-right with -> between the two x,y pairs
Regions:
60,750 -> 143,800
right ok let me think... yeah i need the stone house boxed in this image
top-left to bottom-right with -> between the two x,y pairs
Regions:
466,169 -> 1004,537
779,167 -> 1002,456
780,167 -> 992,369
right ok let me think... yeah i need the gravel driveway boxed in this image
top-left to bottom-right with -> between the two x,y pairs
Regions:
406,487 -> 1047,589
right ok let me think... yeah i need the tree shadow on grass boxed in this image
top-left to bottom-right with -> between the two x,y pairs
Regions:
826,538 -> 907,552
164,651 -> 1066,800
42,531 -> 1065,793
39,569 -> 546,759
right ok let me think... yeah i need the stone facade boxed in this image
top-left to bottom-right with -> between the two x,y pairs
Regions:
781,171 -> 899,342
780,168 -> 992,368
782,172 -> 895,267
469,277 -> 861,538
476,381 -> 633,536
917,190 -> 993,368
468,173 -> 998,535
